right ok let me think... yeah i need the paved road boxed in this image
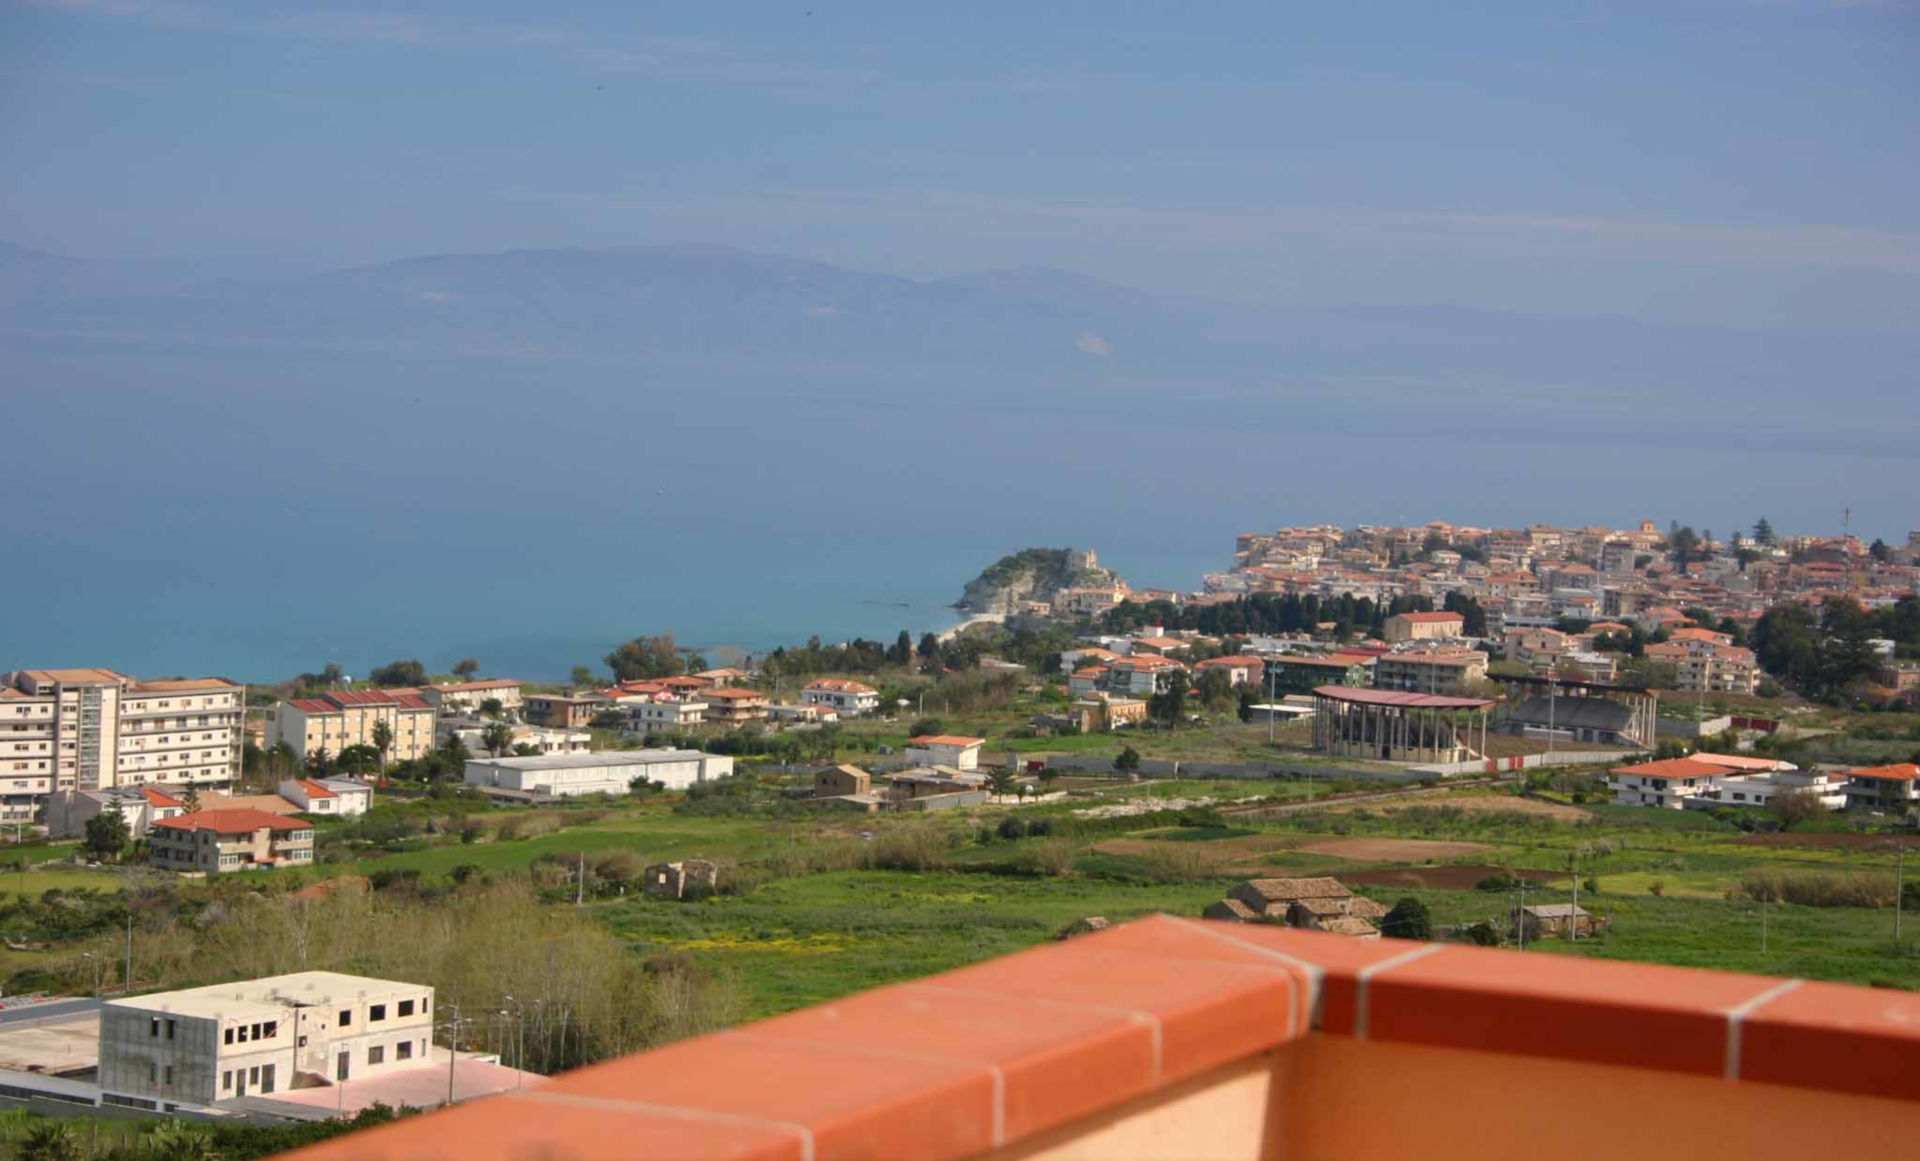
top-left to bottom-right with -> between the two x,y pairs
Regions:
0,997 -> 101,1026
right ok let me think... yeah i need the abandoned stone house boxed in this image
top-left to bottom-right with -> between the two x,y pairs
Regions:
643,859 -> 719,900
1204,877 -> 1386,938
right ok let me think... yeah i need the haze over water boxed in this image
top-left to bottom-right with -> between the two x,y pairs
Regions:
2,2 -> 1915,682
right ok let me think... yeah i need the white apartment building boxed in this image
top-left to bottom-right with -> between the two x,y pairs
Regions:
268,689 -> 436,765
418,679 -> 525,719
438,717 -> 591,757
1372,651 -> 1490,695
803,679 -> 878,716
0,669 -> 244,816
1607,757 -> 1731,809
464,749 -> 735,797
98,971 -> 434,1108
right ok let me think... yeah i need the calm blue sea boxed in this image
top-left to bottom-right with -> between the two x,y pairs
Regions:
3,342 -> 1910,683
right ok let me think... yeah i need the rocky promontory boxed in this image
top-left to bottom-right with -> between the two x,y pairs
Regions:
955,548 -> 1126,615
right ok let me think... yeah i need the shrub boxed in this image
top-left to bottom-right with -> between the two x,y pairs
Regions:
1648,880 -> 1665,897
1456,921 -> 1500,946
1380,897 -> 1431,940
1475,872 -> 1520,891
996,817 -> 1026,841
1025,817 -> 1053,837
862,825 -> 948,872
1005,838 -> 1075,877
1741,871 -> 1897,908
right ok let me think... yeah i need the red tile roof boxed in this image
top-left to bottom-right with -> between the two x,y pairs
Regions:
1847,763 -> 1920,782
152,808 -> 306,834
139,787 -> 185,809
299,778 -> 337,798
1392,612 -> 1466,624
806,679 -> 876,694
1609,757 -> 1731,781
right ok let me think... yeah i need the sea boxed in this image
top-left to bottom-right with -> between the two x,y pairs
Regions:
3,341 -> 1911,684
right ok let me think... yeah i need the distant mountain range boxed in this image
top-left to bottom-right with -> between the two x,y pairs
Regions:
3,239 -> 1914,405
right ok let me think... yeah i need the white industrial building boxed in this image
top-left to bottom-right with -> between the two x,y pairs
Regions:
97,971 -> 435,1108
463,749 -> 734,797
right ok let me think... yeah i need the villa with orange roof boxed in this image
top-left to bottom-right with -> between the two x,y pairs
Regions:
1844,764 -> 1920,814
803,678 -> 879,716
278,776 -> 374,816
148,808 -> 314,874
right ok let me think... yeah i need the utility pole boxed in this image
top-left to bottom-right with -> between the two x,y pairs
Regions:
1266,666 -> 1276,745
123,908 -> 133,993
444,1004 -> 462,1105
1897,845 -> 1905,946
576,853 -> 586,906
1516,877 -> 1529,950
1568,847 -> 1580,943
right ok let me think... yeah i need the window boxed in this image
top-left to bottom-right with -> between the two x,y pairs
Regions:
248,1066 -> 259,1085
222,1070 -> 232,1092
149,1017 -> 160,1038
398,999 -> 414,1017
396,1041 -> 412,1061
163,1065 -> 173,1085
261,1065 -> 275,1094
165,1019 -> 175,1040
236,1025 -> 247,1043
370,1004 -> 386,1021
368,1045 -> 384,1065
339,1009 -> 352,1027
262,1020 -> 277,1039
149,1063 -> 158,1083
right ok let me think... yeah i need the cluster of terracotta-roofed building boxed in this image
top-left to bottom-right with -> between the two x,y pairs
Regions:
1607,754 -> 1919,817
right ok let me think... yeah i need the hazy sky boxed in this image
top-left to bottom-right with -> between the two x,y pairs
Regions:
3,0 -> 1917,327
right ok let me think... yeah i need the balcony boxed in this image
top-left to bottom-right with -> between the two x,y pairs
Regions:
274,915 -> 1920,1161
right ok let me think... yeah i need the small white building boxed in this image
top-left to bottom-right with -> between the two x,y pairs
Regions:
464,750 -> 734,797
98,971 -> 435,1107
803,679 -> 878,717
904,735 -> 984,772
277,777 -> 374,816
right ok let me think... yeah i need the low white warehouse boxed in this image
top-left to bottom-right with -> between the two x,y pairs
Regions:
463,749 -> 733,797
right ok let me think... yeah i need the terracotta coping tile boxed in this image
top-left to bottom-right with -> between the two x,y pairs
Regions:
273,915 -> 1920,1161
273,1091 -> 806,1161
543,1031 -> 996,1161
1737,980 -> 1920,1100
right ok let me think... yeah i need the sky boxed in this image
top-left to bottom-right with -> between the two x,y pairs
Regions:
3,0 -> 1918,329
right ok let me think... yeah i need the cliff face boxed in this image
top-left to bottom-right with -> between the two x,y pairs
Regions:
956,548 -> 1125,614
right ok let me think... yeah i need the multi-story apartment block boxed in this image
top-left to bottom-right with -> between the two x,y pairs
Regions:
0,669 -> 244,817
418,679 -> 524,719
1643,640 -> 1760,695
98,971 -> 434,1108
268,689 -> 435,765
1372,650 -> 1489,695
149,808 -> 313,874
525,693 -> 602,730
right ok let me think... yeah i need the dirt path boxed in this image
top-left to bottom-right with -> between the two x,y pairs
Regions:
1297,837 -> 1494,861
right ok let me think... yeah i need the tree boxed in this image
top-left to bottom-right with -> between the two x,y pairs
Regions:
1769,788 -> 1827,830
370,659 -> 428,687
181,785 -> 201,814
1870,538 -> 1892,563
83,802 -> 130,862
1380,897 -> 1432,941
1149,670 -> 1191,728
909,717 -> 945,738
888,630 -> 913,667
570,665 -> 597,689
918,633 -> 941,664
605,634 -> 685,681
1113,746 -> 1141,775
337,744 -> 382,778
986,769 -> 1017,800
1668,525 -> 1700,568
1752,517 -> 1775,545
1195,667 -> 1235,712
371,719 -> 393,774
483,722 -> 515,758
451,657 -> 481,680
480,697 -> 506,719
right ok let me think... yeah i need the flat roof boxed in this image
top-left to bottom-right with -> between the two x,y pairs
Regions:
1311,686 -> 1494,710
107,971 -> 426,1019
1488,673 -> 1654,694
466,749 -> 714,771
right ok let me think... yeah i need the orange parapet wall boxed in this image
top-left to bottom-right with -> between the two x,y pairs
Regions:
276,915 -> 1920,1161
